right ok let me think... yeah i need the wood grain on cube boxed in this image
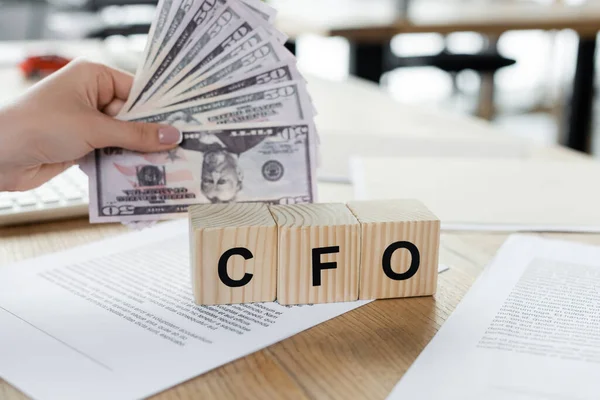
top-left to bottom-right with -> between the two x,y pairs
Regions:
347,200 -> 440,300
270,203 -> 360,305
189,203 -> 277,305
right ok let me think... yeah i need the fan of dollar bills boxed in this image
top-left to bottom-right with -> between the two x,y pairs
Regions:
83,0 -> 318,224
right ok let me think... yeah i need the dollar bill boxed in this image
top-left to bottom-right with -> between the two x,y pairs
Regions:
148,0 -> 196,66
124,0 -> 227,112
137,0 -> 286,109
125,81 -> 313,128
88,122 -> 316,223
126,0 -> 197,104
143,0 -> 180,69
145,21 -> 268,104
143,26 -> 273,107
124,0 -> 182,107
137,0 -> 260,106
167,37 -> 294,102
166,61 -> 317,117
161,61 -> 302,107
147,16 -> 287,104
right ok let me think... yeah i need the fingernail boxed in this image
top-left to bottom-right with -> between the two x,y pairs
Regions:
158,126 -> 182,145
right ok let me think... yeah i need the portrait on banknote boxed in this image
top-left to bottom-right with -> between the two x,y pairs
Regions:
89,124 -> 315,222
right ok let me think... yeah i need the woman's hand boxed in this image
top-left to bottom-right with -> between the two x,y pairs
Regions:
0,59 -> 181,191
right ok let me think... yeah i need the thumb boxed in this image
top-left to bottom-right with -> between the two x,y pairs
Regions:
90,115 -> 182,153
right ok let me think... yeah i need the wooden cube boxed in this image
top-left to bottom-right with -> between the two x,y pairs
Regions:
346,200 -> 440,300
189,203 -> 277,305
270,203 -> 360,305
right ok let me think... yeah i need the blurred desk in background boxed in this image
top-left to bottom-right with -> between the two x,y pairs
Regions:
275,1 -> 600,51
0,39 -> 596,400
275,0 -> 600,154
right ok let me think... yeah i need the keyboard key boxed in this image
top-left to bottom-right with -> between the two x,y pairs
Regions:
0,199 -> 13,210
16,195 -> 38,207
63,189 -> 83,201
39,192 -> 61,204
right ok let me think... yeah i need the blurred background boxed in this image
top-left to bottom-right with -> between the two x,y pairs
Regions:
1,0 -> 599,156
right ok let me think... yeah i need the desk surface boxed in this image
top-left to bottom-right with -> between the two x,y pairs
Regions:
0,40 -> 598,400
274,0 -> 600,41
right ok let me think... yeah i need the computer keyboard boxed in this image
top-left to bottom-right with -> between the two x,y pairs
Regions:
0,166 -> 89,227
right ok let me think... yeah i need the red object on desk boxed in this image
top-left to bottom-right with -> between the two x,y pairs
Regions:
18,55 -> 72,80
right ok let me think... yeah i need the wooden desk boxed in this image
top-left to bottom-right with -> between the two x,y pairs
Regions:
275,0 -> 600,154
0,40 -> 598,400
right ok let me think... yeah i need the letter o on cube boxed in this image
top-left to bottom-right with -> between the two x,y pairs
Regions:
347,200 -> 440,300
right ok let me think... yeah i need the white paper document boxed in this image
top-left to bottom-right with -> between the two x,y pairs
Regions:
0,221 -> 372,400
351,157 -> 600,232
388,235 -> 600,400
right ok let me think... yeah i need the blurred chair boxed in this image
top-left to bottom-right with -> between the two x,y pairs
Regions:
389,38 -> 516,120
384,0 -> 517,119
